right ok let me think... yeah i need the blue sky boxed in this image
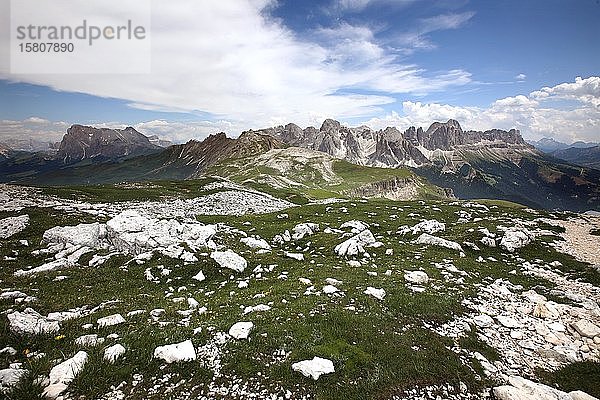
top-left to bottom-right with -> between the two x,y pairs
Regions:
0,0 -> 598,143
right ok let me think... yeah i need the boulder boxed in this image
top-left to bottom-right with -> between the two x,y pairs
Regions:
500,227 -> 533,252
364,287 -> 386,300
571,320 -> 600,338
228,322 -> 254,340
335,229 -> 378,257
292,357 -> 335,380
97,314 -> 126,328
7,308 -> 60,335
103,344 -> 126,363
153,340 -> 196,363
404,271 -> 429,285
292,223 -> 319,240
210,250 -> 247,273
0,367 -> 27,394
415,233 -> 463,252
43,351 -> 88,399
240,237 -> 271,251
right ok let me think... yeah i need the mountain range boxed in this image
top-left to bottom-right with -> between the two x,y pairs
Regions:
1,120 -> 599,211
528,137 -> 599,153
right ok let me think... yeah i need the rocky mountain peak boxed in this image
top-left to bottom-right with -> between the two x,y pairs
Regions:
57,125 -> 160,164
320,119 -> 342,132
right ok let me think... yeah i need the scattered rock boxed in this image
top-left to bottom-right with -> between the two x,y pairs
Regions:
44,351 -> 88,399
499,227 -> 533,252
211,250 -> 247,273
364,287 -> 386,300
415,233 -> 463,252
7,308 -> 60,335
104,344 -> 126,364
153,340 -> 196,363
291,357 -> 335,380
284,251 -> 304,261
228,322 -> 254,340
404,271 -> 429,285
335,229 -> 379,257
97,314 -> 126,328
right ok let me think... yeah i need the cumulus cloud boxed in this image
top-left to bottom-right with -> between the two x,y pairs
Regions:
366,76 -> 600,143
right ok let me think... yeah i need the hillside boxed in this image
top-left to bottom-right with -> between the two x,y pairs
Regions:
0,181 -> 598,399
208,146 -> 451,201
550,146 -> 600,170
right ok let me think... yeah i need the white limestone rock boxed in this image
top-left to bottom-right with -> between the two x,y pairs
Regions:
411,220 -> 446,235
192,270 -> 206,282
322,285 -> 339,294
243,304 -> 271,315
97,314 -> 125,328
284,251 -> 304,261
473,314 -> 494,328
210,250 -> 247,273
335,229 -> 377,257
415,233 -> 463,252
292,357 -> 335,380
43,351 -> 88,399
0,366 -> 27,393
240,237 -> 271,251
7,308 -> 60,335
499,227 -> 533,252
103,344 -> 126,364
364,287 -> 386,300
493,376 -> 598,400
75,334 -> 105,347
228,322 -> 254,340
43,222 -> 107,248
571,320 -> 600,338
480,237 -> 496,247
153,340 -> 196,363
292,223 -> 319,240
404,271 -> 429,285
340,220 -> 369,233
0,215 -> 29,239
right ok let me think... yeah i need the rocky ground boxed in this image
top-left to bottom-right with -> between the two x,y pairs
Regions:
0,179 -> 599,400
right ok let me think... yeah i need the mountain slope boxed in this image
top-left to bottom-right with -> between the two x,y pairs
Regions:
550,146 -> 600,170
207,146 -> 452,201
7,130 -> 284,185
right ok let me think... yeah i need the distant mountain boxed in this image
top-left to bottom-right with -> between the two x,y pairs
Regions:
1,120 -> 599,211
0,143 -> 12,158
57,125 -> 162,163
253,119 -> 599,211
147,135 -> 173,148
4,130 -> 284,185
550,146 -> 600,170
0,138 -> 55,153
251,118 -> 532,170
528,137 -> 599,153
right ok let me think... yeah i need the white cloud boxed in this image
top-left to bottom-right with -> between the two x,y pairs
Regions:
0,118 -> 70,143
396,12 -> 475,52
366,77 -> 600,143
329,0 -> 415,13
531,76 -> 600,107
0,0 -> 472,130
515,73 -> 527,81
